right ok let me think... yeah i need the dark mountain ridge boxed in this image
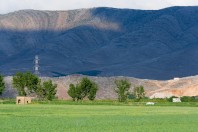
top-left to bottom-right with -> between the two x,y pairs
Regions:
0,6 -> 198,80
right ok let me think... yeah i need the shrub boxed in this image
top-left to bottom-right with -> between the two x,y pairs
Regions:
128,93 -> 136,99
180,96 -> 197,102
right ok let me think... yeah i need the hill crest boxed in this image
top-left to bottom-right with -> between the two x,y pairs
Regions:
0,6 -> 198,79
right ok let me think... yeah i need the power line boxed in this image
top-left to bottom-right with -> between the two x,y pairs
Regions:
34,55 -> 40,76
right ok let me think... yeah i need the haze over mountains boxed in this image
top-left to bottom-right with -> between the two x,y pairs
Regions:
0,6 -> 198,79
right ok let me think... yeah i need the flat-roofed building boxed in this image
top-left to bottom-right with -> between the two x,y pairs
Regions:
16,96 -> 32,104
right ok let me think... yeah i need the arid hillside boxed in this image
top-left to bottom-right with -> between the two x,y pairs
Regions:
2,75 -> 198,99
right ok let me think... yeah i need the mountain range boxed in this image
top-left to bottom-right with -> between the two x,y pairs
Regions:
0,6 -> 198,80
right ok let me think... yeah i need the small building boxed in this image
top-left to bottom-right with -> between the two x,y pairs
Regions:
173,77 -> 180,81
172,98 -> 181,102
16,96 -> 32,105
146,102 -> 155,105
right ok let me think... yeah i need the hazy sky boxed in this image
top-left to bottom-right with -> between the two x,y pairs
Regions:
0,0 -> 198,14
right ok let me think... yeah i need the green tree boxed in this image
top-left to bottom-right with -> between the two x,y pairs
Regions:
88,82 -> 98,101
78,78 -> 92,100
25,72 -> 40,93
114,79 -> 131,102
0,75 -> 5,96
133,85 -> 145,99
13,72 -> 26,96
35,80 -> 46,99
75,83 -> 84,101
68,84 -> 77,101
68,77 -> 98,101
42,80 -> 57,101
13,72 -> 40,96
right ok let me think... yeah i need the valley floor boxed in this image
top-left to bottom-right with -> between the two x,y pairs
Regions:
0,104 -> 198,131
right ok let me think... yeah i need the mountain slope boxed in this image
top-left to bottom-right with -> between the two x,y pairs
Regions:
0,7 -> 198,79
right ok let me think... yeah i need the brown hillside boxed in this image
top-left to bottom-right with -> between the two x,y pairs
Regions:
2,75 -> 198,99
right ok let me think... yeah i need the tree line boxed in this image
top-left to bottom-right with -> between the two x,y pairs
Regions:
68,77 -> 145,102
0,72 -> 145,102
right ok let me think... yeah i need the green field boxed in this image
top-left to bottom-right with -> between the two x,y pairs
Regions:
0,104 -> 198,132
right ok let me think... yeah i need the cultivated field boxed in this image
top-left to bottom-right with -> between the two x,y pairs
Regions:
0,104 -> 198,132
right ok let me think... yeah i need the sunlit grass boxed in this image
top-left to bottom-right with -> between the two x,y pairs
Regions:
0,104 -> 198,131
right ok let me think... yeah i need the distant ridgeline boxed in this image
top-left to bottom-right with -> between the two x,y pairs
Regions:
1,6 -> 198,79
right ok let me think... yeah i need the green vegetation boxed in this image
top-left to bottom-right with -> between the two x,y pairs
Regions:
13,72 -> 57,100
13,72 -> 39,96
68,77 -> 98,101
181,96 -> 198,102
68,84 -> 77,101
114,79 -> 131,102
0,104 -> 198,132
0,75 -> 5,95
133,85 -> 145,100
42,80 -> 57,101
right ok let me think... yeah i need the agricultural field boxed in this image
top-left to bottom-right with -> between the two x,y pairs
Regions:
0,104 -> 198,132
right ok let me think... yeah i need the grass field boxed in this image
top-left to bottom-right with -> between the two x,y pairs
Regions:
0,104 -> 198,132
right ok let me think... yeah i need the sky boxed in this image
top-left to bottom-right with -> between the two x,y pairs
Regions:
0,0 -> 198,14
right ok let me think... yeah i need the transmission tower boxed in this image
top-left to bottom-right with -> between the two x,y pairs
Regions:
34,55 -> 40,76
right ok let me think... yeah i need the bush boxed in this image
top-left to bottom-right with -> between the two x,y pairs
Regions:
128,93 -> 136,99
180,96 -> 197,102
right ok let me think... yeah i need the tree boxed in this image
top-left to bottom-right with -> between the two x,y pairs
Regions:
13,72 -> 40,96
42,80 -> 57,101
78,77 -> 93,100
0,75 -> 5,96
133,85 -> 145,99
35,80 -> 57,101
25,72 -> 40,93
68,84 -> 77,101
68,77 -> 98,101
114,79 -> 131,102
13,72 -> 26,96
35,80 -> 45,99
13,72 -> 57,100
88,82 -> 98,101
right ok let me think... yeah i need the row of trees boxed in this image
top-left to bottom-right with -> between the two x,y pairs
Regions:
13,72 -> 57,100
1,72 -> 144,102
67,77 -> 145,102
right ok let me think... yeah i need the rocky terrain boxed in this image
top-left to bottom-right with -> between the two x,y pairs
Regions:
2,75 -> 198,99
1,6 -> 198,79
